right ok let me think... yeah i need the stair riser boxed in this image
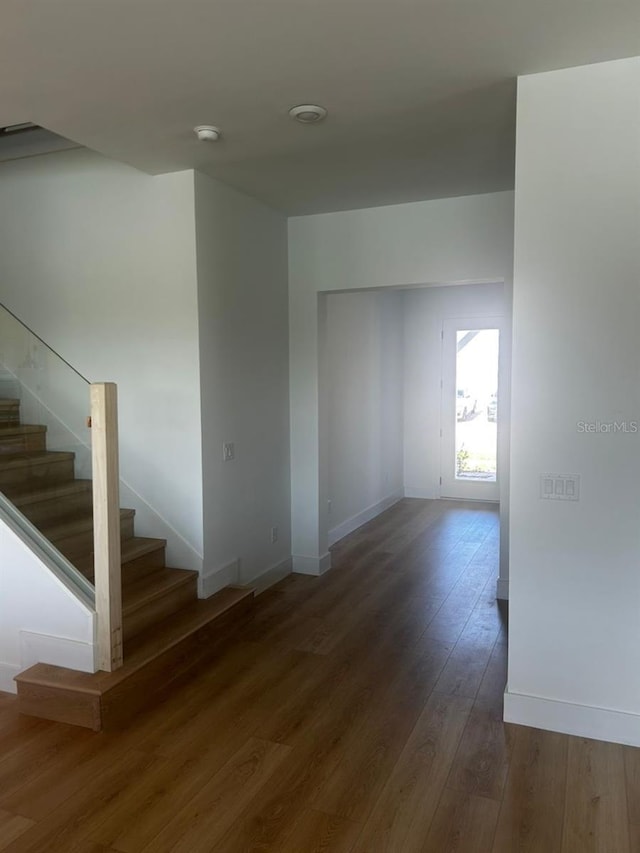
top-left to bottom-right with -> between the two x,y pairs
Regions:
53,515 -> 136,561
0,433 -> 47,455
19,490 -> 94,528
0,458 -> 75,489
123,576 -> 198,642
74,544 -> 166,583
0,411 -> 19,428
121,547 -> 167,579
16,683 -> 101,731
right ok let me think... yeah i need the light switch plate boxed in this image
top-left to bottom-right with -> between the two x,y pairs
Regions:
540,473 -> 580,501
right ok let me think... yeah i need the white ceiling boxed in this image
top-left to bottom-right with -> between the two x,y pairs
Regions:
1,0 -> 639,214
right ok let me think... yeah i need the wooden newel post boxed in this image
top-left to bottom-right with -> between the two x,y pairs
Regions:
90,383 -> 123,672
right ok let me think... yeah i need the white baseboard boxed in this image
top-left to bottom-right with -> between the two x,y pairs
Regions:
19,630 -> 96,674
504,688 -> 640,747
328,489 -> 404,547
199,559 -> 240,599
246,557 -> 293,595
496,578 -> 509,600
403,486 -> 438,500
0,663 -> 20,694
200,556 -> 293,598
292,552 -> 332,576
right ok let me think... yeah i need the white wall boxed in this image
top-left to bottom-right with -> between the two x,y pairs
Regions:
323,290 -> 404,545
194,172 -> 291,594
506,57 -> 640,745
403,282 -> 508,502
0,149 -> 203,570
289,191 -> 514,575
0,511 -> 95,693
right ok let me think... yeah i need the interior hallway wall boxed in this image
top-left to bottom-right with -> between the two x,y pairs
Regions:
195,172 -> 291,593
507,56 -> 640,745
323,289 -> 405,545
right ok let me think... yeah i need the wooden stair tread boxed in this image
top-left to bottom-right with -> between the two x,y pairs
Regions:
122,536 -> 166,564
0,450 -> 74,469
3,479 -> 92,506
15,587 -> 253,696
0,399 -> 19,407
0,424 -> 46,436
75,536 -> 166,567
122,566 -> 197,613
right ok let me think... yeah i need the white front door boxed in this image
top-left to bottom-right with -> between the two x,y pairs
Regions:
440,317 -> 501,501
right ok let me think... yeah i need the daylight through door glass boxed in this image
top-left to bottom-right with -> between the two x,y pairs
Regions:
454,329 -> 499,482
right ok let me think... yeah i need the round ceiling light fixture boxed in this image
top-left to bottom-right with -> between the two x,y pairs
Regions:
288,104 -> 328,124
194,125 -> 221,142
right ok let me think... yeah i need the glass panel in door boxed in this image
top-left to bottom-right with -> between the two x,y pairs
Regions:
441,318 -> 500,501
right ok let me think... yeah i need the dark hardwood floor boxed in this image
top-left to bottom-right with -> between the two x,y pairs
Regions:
0,498 -> 638,852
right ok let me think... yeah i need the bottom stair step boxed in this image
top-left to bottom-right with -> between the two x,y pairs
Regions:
122,566 -> 198,642
14,586 -> 254,731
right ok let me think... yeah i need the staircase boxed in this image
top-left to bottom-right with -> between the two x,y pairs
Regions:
0,397 -> 254,730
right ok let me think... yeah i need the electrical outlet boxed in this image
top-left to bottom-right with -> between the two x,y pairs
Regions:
327,499 -> 332,514
222,442 -> 235,462
270,526 -> 278,544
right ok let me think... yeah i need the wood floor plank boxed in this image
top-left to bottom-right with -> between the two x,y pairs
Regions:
207,656 -> 404,853
422,789 -> 501,853
354,692 -> 473,852
147,643 -> 306,760
0,811 -> 34,852
311,638 -> 454,822
99,716 -> 261,852
475,640 -> 507,719
446,703 -> 516,801
277,808 -> 362,853
137,737 -> 291,853
433,614 -> 499,699
253,585 -> 438,751
2,749 -> 155,853
492,726 -> 568,853
0,724 -> 94,815
561,737 -> 630,853
1,733 -> 133,822
623,745 -> 640,826
421,565 -> 496,647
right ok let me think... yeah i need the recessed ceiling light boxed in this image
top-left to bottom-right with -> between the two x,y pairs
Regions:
288,104 -> 328,124
194,125 -> 221,142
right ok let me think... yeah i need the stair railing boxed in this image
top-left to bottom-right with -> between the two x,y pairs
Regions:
0,299 -> 123,673
90,383 -> 123,671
